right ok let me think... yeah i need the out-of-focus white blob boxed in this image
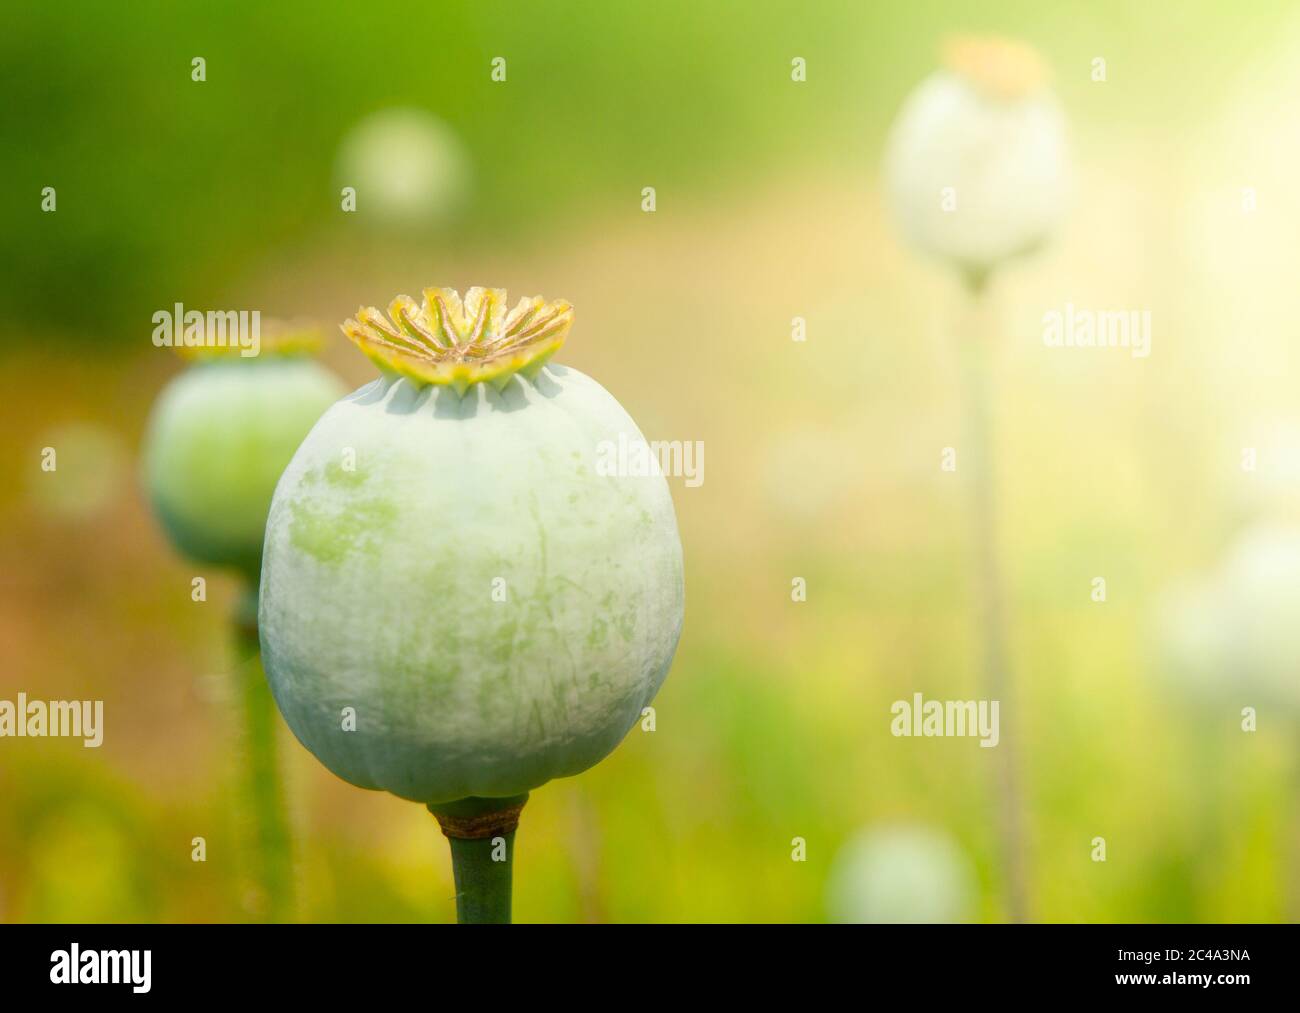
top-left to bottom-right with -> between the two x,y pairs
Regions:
826,824 -> 977,924
1219,525 -> 1300,709
335,108 -> 471,230
884,37 -> 1070,276
1157,525 -> 1300,710
29,422 -> 129,522
1154,577 -> 1235,700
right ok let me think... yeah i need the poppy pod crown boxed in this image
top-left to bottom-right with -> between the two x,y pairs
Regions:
343,287 -> 573,395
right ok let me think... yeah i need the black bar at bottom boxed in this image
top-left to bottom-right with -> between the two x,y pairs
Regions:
0,923 -> 1286,998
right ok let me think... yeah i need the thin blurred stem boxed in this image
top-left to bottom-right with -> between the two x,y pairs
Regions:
428,795 -> 528,924
232,585 -> 295,922
958,271 -> 1030,923
569,792 -> 609,924
1290,727 -> 1300,922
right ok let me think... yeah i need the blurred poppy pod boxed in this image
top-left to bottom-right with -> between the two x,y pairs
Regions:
884,36 -> 1070,279
142,323 -> 343,921
1157,524 -> 1300,712
334,108 -> 471,231
142,327 -> 345,582
1217,525 -> 1300,710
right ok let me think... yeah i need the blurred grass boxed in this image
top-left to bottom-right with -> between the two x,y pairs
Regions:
3,1 -> 1300,922
2,0 -> 1294,344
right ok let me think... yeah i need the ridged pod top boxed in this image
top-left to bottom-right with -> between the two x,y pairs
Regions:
176,320 -> 323,361
342,286 -> 573,394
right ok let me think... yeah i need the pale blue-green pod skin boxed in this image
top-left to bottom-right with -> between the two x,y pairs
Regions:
143,358 -> 346,581
259,365 -> 685,804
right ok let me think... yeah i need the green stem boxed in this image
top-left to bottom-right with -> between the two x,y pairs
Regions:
958,274 -> 1029,923
233,584 -> 295,922
428,794 -> 528,924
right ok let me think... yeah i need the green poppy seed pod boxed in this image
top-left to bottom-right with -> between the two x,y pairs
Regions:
826,825 -> 976,924
143,342 -> 346,581
258,287 -> 685,805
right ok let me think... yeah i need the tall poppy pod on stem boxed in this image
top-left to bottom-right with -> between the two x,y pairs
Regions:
884,36 -> 1071,922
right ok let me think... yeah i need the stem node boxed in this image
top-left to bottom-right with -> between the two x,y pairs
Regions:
428,794 -> 528,924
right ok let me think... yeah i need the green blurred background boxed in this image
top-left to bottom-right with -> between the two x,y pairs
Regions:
3,0 -> 1300,922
